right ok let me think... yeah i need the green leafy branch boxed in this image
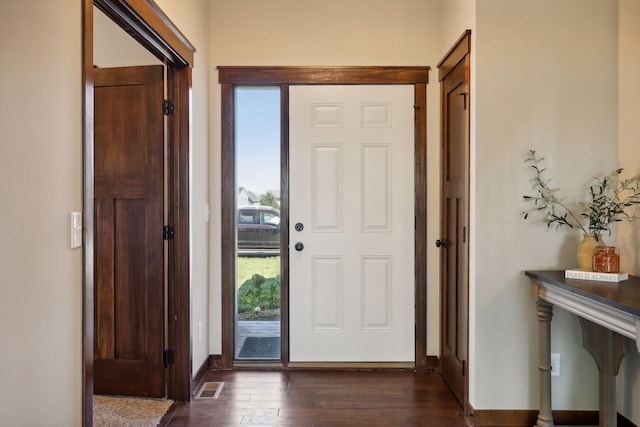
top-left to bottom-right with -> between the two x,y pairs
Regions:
522,150 -> 587,234
582,168 -> 640,235
522,150 -> 640,238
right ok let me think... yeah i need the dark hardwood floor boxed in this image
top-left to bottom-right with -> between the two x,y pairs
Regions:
162,369 -> 472,426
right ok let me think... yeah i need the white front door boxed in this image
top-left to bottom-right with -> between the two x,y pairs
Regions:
289,85 -> 415,362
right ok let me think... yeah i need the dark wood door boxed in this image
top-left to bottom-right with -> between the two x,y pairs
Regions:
438,39 -> 470,408
94,65 -> 165,397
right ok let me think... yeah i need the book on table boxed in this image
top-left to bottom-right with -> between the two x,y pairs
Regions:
564,269 -> 629,283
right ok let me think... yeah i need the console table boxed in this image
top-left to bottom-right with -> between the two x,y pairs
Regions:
525,270 -> 640,427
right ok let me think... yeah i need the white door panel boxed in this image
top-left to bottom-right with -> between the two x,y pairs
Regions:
290,85 -> 415,362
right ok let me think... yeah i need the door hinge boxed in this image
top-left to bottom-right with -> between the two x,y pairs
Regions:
463,226 -> 467,244
163,349 -> 175,367
163,99 -> 174,116
163,225 -> 175,240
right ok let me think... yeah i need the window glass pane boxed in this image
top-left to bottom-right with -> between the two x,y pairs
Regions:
234,87 -> 281,361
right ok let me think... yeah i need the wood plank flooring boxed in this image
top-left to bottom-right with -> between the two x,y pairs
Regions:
162,369 -> 472,426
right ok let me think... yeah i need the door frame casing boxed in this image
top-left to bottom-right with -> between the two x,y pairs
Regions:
83,0 -> 195,424
218,66 -> 430,369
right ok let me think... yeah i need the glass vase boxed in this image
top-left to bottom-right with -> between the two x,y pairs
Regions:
592,246 -> 620,273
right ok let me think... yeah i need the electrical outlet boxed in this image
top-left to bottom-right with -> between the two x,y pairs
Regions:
550,353 -> 560,377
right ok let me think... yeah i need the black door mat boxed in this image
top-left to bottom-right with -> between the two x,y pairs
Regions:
238,336 -> 280,359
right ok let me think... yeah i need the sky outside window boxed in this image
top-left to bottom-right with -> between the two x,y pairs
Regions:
235,87 -> 281,197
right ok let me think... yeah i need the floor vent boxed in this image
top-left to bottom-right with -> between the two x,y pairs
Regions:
194,382 -> 223,400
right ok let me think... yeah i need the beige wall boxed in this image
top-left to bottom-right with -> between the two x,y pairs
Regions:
438,0 -> 475,55
474,0 -> 619,414
93,7 -> 159,67
456,0 -> 639,422
0,1 -> 83,425
617,0 -> 640,421
207,0 -> 443,356
618,0 -> 640,273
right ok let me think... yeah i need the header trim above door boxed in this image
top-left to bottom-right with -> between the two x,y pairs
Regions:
218,66 -> 429,85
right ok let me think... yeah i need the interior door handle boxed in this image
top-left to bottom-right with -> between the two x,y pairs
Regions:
435,239 -> 448,248
457,92 -> 468,110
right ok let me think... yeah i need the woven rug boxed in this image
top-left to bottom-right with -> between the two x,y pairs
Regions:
93,395 -> 173,427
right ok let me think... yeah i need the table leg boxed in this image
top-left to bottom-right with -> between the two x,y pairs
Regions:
579,318 -> 626,427
536,300 -> 554,427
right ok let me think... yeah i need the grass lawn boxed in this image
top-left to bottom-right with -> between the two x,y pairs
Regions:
237,256 -> 281,288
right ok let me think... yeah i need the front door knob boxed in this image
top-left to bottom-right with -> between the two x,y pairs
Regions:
294,242 -> 304,252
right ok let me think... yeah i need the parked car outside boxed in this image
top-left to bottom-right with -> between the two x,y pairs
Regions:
237,205 -> 281,250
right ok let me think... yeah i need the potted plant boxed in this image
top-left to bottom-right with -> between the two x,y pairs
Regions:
522,150 -> 640,269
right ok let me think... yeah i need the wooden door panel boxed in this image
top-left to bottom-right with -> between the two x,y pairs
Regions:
95,198 -> 115,360
94,65 -> 165,398
439,50 -> 470,407
113,199 -> 146,359
444,197 -> 458,351
94,85 -> 147,180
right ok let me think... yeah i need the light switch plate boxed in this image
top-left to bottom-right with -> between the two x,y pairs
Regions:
71,212 -> 82,249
